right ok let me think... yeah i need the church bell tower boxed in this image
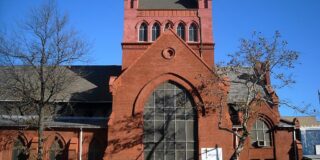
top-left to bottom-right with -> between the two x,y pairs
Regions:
122,0 -> 214,69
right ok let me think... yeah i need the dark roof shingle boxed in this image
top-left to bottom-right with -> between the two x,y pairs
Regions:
0,65 -> 122,103
217,67 -> 266,104
69,65 -> 121,102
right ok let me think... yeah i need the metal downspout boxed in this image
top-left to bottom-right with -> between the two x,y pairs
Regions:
79,128 -> 83,160
197,10 -> 203,57
293,128 -> 297,160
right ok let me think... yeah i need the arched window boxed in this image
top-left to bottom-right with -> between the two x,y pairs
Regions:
88,138 -> 105,160
152,23 -> 161,41
12,136 -> 28,160
250,119 -> 272,147
177,23 -> 185,40
139,23 -> 148,42
143,81 -> 196,160
130,0 -> 134,8
188,23 -> 198,42
204,0 -> 208,8
164,23 -> 173,30
49,137 -> 65,160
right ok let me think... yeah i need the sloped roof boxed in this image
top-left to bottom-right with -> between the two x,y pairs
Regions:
0,65 -> 271,104
282,116 -> 320,127
69,66 -> 122,102
0,65 -> 270,104
0,66 -> 97,102
278,121 -> 295,128
217,67 -> 267,104
139,0 -> 198,9
0,66 -> 122,103
0,65 -> 278,128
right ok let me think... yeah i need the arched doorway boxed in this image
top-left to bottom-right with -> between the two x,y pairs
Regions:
143,81 -> 197,160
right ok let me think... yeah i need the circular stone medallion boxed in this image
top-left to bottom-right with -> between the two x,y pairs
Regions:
162,48 -> 175,60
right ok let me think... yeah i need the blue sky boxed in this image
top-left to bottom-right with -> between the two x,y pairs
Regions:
1,0 -> 320,118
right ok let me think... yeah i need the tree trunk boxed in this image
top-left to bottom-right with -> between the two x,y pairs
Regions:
232,133 -> 249,160
37,34 -> 46,160
37,108 -> 45,160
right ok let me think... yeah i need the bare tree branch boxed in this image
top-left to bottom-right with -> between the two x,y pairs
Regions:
197,31 -> 308,159
0,1 -> 89,160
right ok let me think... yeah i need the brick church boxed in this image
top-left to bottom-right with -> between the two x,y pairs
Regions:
0,0 -> 303,160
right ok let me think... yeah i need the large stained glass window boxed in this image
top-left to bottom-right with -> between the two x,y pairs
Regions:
143,81 -> 197,160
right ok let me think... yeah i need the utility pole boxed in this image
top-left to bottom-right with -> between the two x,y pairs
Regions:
318,90 -> 320,105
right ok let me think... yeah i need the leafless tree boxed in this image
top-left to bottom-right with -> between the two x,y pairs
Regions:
0,1 -> 89,160
197,31 -> 314,159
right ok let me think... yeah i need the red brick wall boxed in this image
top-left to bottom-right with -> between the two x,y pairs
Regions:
108,31 -> 233,160
122,0 -> 214,70
0,1 -> 299,160
274,129 -> 296,160
108,24 -> 299,159
0,128 -> 107,160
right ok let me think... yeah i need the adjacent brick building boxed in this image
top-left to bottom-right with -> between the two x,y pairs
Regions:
283,116 -> 320,159
0,0 -> 303,160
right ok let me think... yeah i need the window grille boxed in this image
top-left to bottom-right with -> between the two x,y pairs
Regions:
143,82 -> 196,160
250,119 -> 271,147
